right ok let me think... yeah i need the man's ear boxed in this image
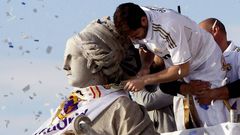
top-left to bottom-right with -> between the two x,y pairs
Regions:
212,26 -> 220,37
141,16 -> 148,27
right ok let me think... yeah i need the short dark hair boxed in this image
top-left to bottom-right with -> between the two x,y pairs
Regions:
113,3 -> 146,34
201,18 -> 227,35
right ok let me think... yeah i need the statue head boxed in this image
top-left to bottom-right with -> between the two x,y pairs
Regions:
63,17 -> 140,88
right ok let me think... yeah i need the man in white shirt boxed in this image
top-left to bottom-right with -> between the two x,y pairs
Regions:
161,18 -> 240,129
114,3 -> 228,126
178,18 -> 240,103
172,18 -> 240,103
193,18 -> 240,109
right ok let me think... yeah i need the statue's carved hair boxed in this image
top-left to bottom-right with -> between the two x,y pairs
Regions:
69,17 -> 139,83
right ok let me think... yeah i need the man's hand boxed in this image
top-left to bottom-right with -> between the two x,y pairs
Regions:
195,89 -> 215,105
123,77 -> 145,92
180,80 -> 210,95
138,46 -> 154,75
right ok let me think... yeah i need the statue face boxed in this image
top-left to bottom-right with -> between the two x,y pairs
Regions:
63,42 -> 94,87
63,39 -> 108,88
63,42 -> 103,87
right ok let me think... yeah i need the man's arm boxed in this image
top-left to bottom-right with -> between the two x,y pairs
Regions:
195,79 -> 240,100
137,46 -> 155,76
124,62 -> 190,91
159,81 -> 182,96
160,80 -> 210,96
143,62 -> 190,85
160,79 -> 240,104
226,79 -> 240,98
132,85 -> 173,111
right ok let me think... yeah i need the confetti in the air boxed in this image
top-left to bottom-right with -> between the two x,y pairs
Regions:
25,50 -> 31,54
24,128 -> 28,132
33,8 -> 38,13
55,66 -> 61,71
5,8 -> 16,21
56,93 -> 65,100
8,41 -> 13,48
34,111 -> 42,120
5,120 -> 10,128
3,38 -> 14,48
21,33 -> 32,39
46,46 -> 52,54
18,46 -> 23,50
29,96 -> 33,100
22,84 -> 30,92
6,12 -> 11,17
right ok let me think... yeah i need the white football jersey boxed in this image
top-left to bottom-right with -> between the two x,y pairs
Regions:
224,41 -> 240,83
135,6 -> 228,126
223,41 -> 240,120
225,41 -> 240,53
135,6 -> 226,85
136,7 -> 218,70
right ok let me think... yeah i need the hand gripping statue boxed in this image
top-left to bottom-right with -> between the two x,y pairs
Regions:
33,17 -> 158,135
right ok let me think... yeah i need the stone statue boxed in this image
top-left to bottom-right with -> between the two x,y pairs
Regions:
33,17 -> 158,135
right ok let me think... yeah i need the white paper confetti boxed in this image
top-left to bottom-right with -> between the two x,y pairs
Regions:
21,33 -> 32,39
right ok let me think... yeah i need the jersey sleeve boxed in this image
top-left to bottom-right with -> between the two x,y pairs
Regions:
165,23 -> 192,65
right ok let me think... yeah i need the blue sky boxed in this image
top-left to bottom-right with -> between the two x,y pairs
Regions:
0,0 -> 240,134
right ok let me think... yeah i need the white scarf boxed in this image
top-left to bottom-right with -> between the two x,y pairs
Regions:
33,84 -> 127,135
